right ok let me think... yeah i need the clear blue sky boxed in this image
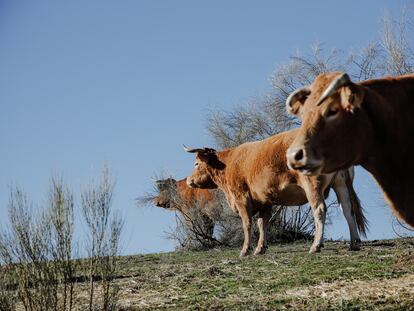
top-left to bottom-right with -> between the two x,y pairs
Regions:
0,0 -> 412,255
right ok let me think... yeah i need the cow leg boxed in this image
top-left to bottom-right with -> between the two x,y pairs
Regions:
238,204 -> 253,258
202,215 -> 215,240
332,174 -> 361,251
254,208 -> 271,255
309,198 -> 327,253
301,176 -> 328,254
301,177 -> 327,254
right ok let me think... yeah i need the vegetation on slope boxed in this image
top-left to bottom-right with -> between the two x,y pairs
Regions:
112,238 -> 414,310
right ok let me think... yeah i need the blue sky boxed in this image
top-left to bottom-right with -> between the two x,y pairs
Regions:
0,0 -> 411,255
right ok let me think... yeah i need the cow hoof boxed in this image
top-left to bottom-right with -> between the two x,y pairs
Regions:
309,245 -> 322,254
239,248 -> 252,258
254,247 -> 267,256
349,241 -> 361,251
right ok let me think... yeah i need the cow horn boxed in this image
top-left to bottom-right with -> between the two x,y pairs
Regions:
317,73 -> 351,106
183,144 -> 205,153
183,145 -> 216,154
286,86 -> 311,112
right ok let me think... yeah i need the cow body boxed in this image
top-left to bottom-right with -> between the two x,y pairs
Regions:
154,178 -> 216,238
286,72 -> 414,227
185,129 -> 367,257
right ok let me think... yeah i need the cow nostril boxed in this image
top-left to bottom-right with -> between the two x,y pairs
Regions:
294,149 -> 304,162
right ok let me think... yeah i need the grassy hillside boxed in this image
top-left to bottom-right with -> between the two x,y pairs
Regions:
111,238 -> 414,310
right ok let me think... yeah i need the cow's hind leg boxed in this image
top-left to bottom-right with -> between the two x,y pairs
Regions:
254,207 -> 271,255
201,215 -> 215,241
332,173 -> 361,251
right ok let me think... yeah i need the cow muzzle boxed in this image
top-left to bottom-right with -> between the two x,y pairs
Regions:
286,146 -> 324,176
154,198 -> 170,209
186,177 -> 198,188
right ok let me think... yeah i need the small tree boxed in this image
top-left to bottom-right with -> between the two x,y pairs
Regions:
49,177 -> 76,311
0,168 -> 123,310
81,165 -> 123,311
0,180 -> 76,311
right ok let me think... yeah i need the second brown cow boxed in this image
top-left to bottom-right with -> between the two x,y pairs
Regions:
154,178 -> 216,239
184,129 -> 367,257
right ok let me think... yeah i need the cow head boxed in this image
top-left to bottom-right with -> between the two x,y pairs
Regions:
286,72 -> 368,175
153,178 -> 177,209
183,146 -> 224,189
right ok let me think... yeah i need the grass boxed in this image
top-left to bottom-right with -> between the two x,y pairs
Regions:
108,238 -> 414,310
5,238 -> 414,310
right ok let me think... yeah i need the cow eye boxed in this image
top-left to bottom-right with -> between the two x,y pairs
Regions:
326,106 -> 339,118
194,162 -> 199,167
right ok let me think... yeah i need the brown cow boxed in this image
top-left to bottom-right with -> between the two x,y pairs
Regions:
154,178 -> 216,238
184,129 -> 367,257
286,72 -> 414,227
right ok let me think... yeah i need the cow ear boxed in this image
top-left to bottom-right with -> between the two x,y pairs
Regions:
198,150 -> 216,163
286,87 -> 311,115
340,84 -> 364,113
198,150 -> 225,170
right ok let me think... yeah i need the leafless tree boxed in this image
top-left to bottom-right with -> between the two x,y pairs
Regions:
167,207 -> 222,250
0,167 -> 123,311
81,165 -> 123,311
0,180 -> 77,311
0,266 -> 16,311
208,93 -> 293,149
350,42 -> 384,81
381,10 -> 414,76
208,44 -> 350,150
49,177 -> 76,311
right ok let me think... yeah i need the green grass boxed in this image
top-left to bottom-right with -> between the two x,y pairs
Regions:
111,238 -> 414,310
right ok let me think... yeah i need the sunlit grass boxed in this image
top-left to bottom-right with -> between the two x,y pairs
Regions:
110,238 -> 414,310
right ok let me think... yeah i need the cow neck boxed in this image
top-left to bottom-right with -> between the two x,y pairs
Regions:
207,149 -> 231,189
360,83 -> 414,226
176,179 -> 187,193
170,179 -> 184,211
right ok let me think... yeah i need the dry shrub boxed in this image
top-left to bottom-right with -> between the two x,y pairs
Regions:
0,181 -> 76,311
0,264 -> 16,311
168,189 -> 315,251
159,184 -> 222,250
81,165 -> 123,311
0,166 -> 123,311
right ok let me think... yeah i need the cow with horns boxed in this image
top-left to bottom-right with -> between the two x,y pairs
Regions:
286,72 -> 414,228
183,130 -> 367,257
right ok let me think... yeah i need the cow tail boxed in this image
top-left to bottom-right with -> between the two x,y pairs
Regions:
345,169 -> 368,237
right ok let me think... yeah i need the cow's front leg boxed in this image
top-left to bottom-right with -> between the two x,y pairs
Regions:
254,208 -> 271,255
309,199 -> 327,253
302,177 -> 328,254
238,207 -> 253,257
